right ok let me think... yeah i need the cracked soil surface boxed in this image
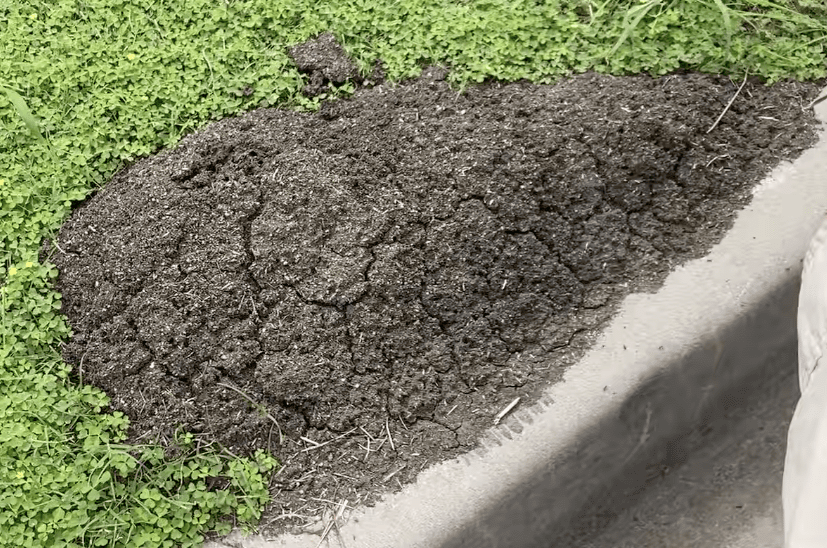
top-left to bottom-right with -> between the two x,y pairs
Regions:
46,35 -> 825,536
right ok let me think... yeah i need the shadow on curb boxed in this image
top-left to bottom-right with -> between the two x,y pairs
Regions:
444,269 -> 800,548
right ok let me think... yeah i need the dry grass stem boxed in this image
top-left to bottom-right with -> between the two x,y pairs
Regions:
707,71 -> 748,133
382,464 -> 407,483
315,499 -> 349,548
300,427 -> 359,453
301,436 -> 322,448
216,381 -> 284,445
493,397 -> 521,425
385,417 -> 395,451
806,93 -> 827,110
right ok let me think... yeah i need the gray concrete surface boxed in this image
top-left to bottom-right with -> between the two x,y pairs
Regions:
577,343 -> 796,548
207,92 -> 827,548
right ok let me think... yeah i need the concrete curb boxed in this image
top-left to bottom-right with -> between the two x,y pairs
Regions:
207,93 -> 827,548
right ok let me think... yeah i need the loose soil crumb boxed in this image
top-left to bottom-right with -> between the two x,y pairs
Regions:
288,31 -> 365,97
47,51 -> 824,535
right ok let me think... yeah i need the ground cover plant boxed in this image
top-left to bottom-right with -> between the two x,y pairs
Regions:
2,0 -> 827,546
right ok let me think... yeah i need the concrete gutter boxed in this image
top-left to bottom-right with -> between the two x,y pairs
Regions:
207,91 -> 827,548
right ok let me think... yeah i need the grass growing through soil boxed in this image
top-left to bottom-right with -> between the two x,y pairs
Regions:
1,0 -> 825,546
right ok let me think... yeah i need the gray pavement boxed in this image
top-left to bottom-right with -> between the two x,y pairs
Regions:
577,351 -> 797,548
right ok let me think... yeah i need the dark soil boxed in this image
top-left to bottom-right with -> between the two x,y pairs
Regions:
46,34 -> 824,536
287,31 -> 364,97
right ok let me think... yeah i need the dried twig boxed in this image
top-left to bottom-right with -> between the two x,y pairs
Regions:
806,93 -> 827,110
267,423 -> 276,452
705,154 -> 731,168
301,436 -> 322,448
270,510 -> 315,522
300,427 -> 358,453
385,417 -> 395,452
311,497 -> 349,506
315,499 -> 349,548
359,426 -> 375,441
493,397 -> 521,425
383,464 -> 407,483
334,498 -> 348,519
707,71 -> 748,134
77,346 -> 90,386
332,499 -> 349,548
316,513 -> 335,548
216,381 -> 283,445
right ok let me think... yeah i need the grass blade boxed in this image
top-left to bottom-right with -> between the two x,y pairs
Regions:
710,0 -> 733,51
606,0 -> 662,58
1,85 -> 46,143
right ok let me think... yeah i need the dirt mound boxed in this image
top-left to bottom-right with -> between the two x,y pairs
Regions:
48,64 -> 823,532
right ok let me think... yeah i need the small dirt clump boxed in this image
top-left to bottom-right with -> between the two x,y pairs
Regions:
48,63 -> 824,534
288,31 -> 364,96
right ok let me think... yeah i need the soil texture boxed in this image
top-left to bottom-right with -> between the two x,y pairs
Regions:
47,41 -> 824,535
